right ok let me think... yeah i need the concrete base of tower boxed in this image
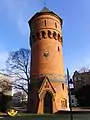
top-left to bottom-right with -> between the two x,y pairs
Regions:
28,76 -> 69,114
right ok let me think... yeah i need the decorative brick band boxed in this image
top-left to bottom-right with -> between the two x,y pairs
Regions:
31,30 -> 63,46
31,73 -> 66,78
30,73 -> 67,84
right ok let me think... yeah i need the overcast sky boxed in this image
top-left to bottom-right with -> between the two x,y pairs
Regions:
0,0 -> 90,76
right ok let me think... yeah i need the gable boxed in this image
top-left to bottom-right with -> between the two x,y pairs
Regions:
38,76 -> 56,98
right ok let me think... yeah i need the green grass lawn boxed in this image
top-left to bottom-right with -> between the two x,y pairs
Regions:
1,114 -> 90,120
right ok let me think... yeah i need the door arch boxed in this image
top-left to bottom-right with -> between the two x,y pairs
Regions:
44,91 -> 53,113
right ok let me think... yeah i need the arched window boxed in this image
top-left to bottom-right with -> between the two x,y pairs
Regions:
61,36 -> 63,43
53,31 -> 57,40
55,22 -> 57,28
48,30 -> 52,38
58,34 -> 60,42
36,32 -> 41,39
42,31 -> 46,38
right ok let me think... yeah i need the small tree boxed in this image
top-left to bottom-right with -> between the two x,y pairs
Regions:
0,76 -> 12,112
78,67 -> 89,73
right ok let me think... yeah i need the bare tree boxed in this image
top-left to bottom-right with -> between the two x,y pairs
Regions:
5,48 -> 30,99
78,67 -> 89,73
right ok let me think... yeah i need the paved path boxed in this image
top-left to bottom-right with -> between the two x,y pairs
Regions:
72,107 -> 90,111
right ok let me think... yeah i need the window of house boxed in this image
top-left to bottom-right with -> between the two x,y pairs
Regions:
44,20 -> 46,26
74,77 -> 77,81
62,83 -> 64,90
78,77 -> 81,81
81,76 -> 84,80
55,22 -> 57,28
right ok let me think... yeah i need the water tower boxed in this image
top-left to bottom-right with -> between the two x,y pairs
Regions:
28,7 -> 69,114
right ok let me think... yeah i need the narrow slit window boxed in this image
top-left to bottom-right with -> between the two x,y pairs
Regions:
62,83 -> 64,90
55,22 -> 57,28
44,20 -> 46,26
58,46 -> 60,51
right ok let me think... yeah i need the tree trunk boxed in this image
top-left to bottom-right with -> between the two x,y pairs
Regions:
26,82 -> 31,113
27,94 -> 31,112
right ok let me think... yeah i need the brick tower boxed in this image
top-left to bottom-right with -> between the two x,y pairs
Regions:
28,7 -> 69,114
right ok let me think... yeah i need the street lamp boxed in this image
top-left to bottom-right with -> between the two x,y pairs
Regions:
67,68 -> 73,120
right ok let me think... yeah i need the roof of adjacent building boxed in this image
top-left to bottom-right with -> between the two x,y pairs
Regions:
0,72 -> 10,77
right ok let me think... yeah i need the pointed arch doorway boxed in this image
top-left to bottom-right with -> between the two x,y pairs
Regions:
44,91 -> 53,113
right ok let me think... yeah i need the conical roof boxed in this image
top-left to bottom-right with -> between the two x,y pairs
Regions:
40,7 -> 50,13
29,7 -> 62,24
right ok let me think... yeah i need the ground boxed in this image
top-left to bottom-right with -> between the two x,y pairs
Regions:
0,107 -> 90,119
0,113 -> 90,120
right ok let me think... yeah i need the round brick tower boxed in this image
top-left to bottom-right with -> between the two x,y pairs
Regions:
28,7 -> 69,114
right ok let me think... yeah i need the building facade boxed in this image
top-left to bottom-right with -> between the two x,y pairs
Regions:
73,70 -> 90,91
0,73 -> 12,96
28,7 -> 69,114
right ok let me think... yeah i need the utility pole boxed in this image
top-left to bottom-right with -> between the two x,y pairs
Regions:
67,68 -> 73,120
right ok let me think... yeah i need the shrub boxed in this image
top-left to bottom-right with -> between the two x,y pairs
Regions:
0,93 -> 12,112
